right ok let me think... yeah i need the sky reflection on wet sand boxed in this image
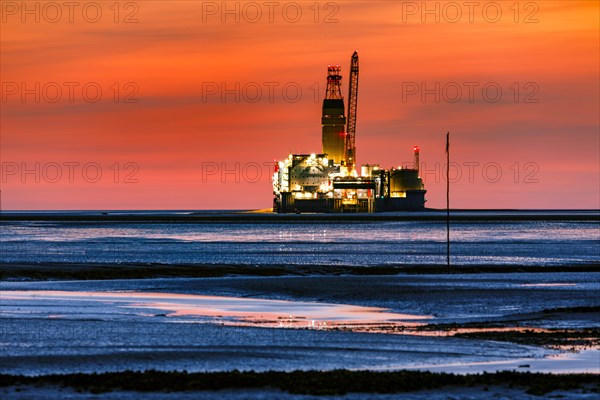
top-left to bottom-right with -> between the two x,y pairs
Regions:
1,290 -> 431,328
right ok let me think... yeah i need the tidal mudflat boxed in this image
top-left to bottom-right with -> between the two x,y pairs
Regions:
1,212 -> 598,397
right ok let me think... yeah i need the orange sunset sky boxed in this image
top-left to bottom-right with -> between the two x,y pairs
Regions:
1,0 -> 598,210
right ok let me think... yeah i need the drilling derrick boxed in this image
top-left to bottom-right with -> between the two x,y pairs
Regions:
345,51 -> 359,173
322,65 -> 346,164
325,65 -> 343,99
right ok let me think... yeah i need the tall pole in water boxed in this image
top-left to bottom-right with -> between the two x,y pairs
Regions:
446,132 -> 450,272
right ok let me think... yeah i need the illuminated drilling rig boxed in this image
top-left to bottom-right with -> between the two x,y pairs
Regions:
273,52 -> 426,213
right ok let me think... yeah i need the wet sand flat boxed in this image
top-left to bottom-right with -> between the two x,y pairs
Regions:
1,272 -> 598,377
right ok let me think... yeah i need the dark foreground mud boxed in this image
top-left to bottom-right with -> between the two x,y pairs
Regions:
1,370 -> 598,397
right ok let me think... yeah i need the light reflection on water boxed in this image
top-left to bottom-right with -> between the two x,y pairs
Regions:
1,221 -> 598,266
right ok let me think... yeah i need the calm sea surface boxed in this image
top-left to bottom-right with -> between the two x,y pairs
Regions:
1,213 -> 598,266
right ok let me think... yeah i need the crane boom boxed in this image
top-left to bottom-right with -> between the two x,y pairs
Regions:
345,51 -> 359,172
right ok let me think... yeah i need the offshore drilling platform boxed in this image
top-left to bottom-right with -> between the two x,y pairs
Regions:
273,52 -> 426,213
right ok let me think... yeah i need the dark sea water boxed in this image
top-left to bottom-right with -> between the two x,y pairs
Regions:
1,212 -> 598,266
